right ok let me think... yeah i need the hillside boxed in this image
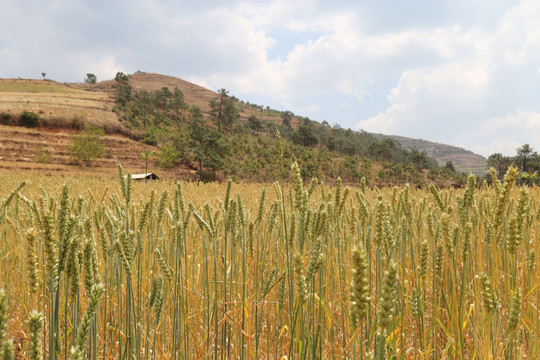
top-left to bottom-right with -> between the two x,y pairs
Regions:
72,72 -> 291,126
72,73 -> 216,113
0,73 -> 482,185
373,134 -> 487,176
0,78 -> 120,129
0,124 -> 196,176
0,75 -> 314,181
0,78 -> 196,178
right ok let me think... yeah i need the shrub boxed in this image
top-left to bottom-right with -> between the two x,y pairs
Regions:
67,126 -> 106,165
71,116 -> 85,130
197,169 -> 215,183
37,147 -> 52,163
0,112 -> 12,125
155,145 -> 179,169
40,116 -> 65,128
20,111 -> 39,127
141,129 -> 158,146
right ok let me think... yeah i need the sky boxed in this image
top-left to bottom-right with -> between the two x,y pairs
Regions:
1,0 -> 540,158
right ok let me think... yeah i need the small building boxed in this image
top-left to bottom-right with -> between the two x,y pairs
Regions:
129,173 -> 160,181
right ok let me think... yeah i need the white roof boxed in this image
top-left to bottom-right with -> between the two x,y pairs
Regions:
128,173 -> 158,179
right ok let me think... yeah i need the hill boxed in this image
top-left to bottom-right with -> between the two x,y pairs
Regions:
373,134 -> 487,176
72,72 -> 216,113
71,72 -> 290,127
0,73 -> 479,186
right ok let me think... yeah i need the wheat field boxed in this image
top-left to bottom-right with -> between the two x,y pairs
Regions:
0,163 -> 538,360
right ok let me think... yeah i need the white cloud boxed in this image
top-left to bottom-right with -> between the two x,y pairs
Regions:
452,108 -> 540,157
295,103 -> 320,114
357,104 -> 405,134
468,141 -> 522,158
1,0 -> 540,156
482,109 -> 540,133
356,0 -> 540,155
357,60 -> 491,136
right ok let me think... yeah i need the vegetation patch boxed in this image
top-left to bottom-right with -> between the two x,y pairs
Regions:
0,81 -> 84,93
19,111 -> 39,127
67,126 -> 106,165
110,72 -> 469,185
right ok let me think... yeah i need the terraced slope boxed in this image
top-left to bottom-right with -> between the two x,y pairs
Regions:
0,79 -> 120,128
0,124 -> 197,178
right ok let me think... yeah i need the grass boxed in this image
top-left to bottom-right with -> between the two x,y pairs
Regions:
0,82 -> 86,94
0,164 -> 538,359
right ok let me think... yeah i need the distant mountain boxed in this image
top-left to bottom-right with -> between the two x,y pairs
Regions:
372,134 -> 487,175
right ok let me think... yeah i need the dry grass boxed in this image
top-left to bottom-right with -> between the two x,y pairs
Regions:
0,79 -> 120,129
0,81 -> 84,93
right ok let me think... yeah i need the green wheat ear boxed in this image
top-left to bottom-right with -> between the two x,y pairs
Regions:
27,310 -> 43,360
411,287 -> 422,318
0,181 -> 27,224
378,261 -> 398,331
527,248 -> 536,273
73,283 -> 104,356
154,282 -> 165,326
0,289 -> 13,360
26,228 -> 40,293
508,288 -> 521,334
418,239 -> 429,281
0,341 -> 14,360
149,275 -> 163,308
42,210 -> 59,285
293,253 -> 307,305
479,273 -> 498,314
255,188 -> 266,224
237,194 -> 245,228
117,163 -> 126,197
350,245 -> 370,327
155,248 -> 172,281
429,183 -> 445,212
291,162 -> 306,212
305,237 -> 324,282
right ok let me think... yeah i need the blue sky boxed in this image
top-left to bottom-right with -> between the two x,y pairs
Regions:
1,0 -> 540,157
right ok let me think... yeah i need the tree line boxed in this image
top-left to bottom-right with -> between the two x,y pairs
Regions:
487,144 -> 540,185
110,72 -> 467,185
